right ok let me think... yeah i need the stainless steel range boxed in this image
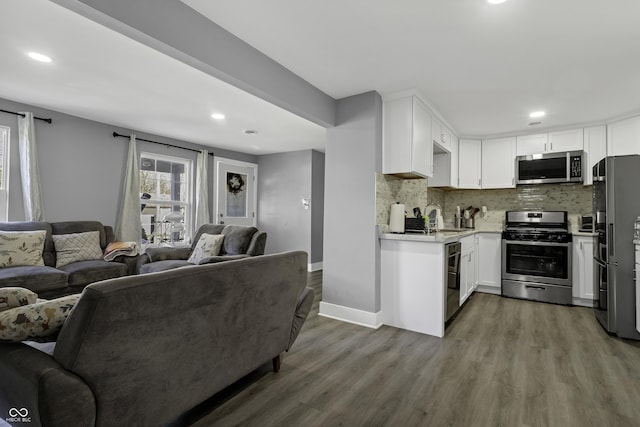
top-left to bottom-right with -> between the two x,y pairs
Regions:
501,211 -> 573,305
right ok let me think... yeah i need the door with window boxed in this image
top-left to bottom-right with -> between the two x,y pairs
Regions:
215,157 -> 257,226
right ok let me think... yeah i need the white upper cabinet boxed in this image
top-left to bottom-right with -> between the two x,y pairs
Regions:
432,118 -> 452,152
458,139 -> 482,189
516,133 -> 548,155
583,126 -> 607,186
548,128 -> 584,152
516,129 -> 584,156
383,95 -> 433,178
607,115 -> 640,156
481,137 -> 516,188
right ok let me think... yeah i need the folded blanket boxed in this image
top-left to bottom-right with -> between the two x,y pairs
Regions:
104,241 -> 139,261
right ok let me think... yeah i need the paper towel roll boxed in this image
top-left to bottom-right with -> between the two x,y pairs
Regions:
389,203 -> 405,233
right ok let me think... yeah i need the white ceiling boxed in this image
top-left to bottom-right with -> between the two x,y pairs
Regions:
0,0 -> 326,155
184,0 -> 640,137
2,1 -> 640,155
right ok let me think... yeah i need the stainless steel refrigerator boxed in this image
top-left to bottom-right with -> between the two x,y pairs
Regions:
593,155 -> 640,340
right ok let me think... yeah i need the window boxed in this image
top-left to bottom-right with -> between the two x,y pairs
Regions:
139,153 -> 192,244
0,126 -> 9,221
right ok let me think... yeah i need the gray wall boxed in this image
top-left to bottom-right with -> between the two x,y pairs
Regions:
257,149 -> 325,264
323,91 -> 382,313
0,97 -> 256,227
311,150 -> 325,264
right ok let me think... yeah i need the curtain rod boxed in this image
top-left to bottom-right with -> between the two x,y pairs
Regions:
112,132 -> 213,156
0,109 -> 52,123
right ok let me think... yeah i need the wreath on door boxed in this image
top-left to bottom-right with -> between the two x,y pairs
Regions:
227,173 -> 245,195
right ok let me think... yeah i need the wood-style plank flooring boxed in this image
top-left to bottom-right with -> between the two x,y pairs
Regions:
176,271 -> 640,426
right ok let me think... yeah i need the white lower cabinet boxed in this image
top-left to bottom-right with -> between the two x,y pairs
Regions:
380,239 -> 446,337
572,235 -> 596,307
459,235 -> 477,304
476,233 -> 502,295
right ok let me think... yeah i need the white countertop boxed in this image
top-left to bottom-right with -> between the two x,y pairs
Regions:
379,228 -> 502,243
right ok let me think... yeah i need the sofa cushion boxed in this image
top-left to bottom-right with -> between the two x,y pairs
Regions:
53,231 -> 104,268
139,259 -> 192,274
0,294 -> 80,342
221,225 -> 258,255
0,266 -> 69,293
188,233 -> 225,264
0,287 -> 38,312
190,224 -> 226,251
58,260 -> 128,288
0,230 -> 47,267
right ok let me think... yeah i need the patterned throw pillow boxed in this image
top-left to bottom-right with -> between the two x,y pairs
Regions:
0,287 -> 38,312
188,233 -> 225,264
0,294 -> 80,342
52,231 -> 104,268
0,230 -> 47,268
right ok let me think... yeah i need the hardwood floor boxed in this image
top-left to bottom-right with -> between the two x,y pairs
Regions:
178,271 -> 640,426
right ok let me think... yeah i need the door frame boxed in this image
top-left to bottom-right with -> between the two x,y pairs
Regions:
214,156 -> 258,227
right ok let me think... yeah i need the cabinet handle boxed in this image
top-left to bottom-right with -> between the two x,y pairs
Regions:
544,143 -> 547,151
478,178 -> 481,186
580,241 -> 583,250
550,142 -> 553,151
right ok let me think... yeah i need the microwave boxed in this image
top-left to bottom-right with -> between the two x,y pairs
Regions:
515,150 -> 584,185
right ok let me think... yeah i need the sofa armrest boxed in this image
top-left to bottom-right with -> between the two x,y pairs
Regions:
144,247 -> 192,262
246,231 -> 267,256
287,286 -> 314,350
0,342 -> 96,427
112,254 -> 141,275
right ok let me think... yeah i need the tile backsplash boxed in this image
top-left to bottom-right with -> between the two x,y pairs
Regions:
376,173 -> 592,232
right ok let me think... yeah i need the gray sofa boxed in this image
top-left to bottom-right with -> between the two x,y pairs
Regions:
138,223 -> 267,274
0,221 -> 131,299
0,251 -> 313,427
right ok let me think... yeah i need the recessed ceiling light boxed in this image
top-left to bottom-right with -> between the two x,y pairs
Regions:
211,113 -> 225,120
487,0 -> 508,4
529,111 -> 546,118
27,52 -> 52,63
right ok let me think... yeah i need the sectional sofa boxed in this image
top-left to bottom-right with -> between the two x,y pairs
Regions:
0,221 -> 132,299
0,251 -> 314,426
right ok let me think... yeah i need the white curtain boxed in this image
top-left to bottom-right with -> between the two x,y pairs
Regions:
115,134 -> 142,242
194,149 -> 210,230
17,112 -> 45,221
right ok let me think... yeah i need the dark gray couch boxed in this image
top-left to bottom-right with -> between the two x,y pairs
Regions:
138,224 -> 267,274
0,221 -> 131,299
0,251 -> 314,427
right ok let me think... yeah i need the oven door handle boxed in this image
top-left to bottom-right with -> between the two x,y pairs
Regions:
503,240 -> 571,247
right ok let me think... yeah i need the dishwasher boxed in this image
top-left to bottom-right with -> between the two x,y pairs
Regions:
445,242 -> 461,323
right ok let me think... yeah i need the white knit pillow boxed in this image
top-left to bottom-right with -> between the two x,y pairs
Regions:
52,231 -> 104,268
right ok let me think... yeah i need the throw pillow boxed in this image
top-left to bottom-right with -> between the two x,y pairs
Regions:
188,233 -> 225,264
0,294 -> 80,342
0,230 -> 47,268
52,231 -> 104,268
0,287 -> 38,312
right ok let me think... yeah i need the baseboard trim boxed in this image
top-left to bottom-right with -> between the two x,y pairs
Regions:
308,262 -> 323,272
475,285 -> 501,295
572,297 -> 597,308
318,301 -> 383,329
